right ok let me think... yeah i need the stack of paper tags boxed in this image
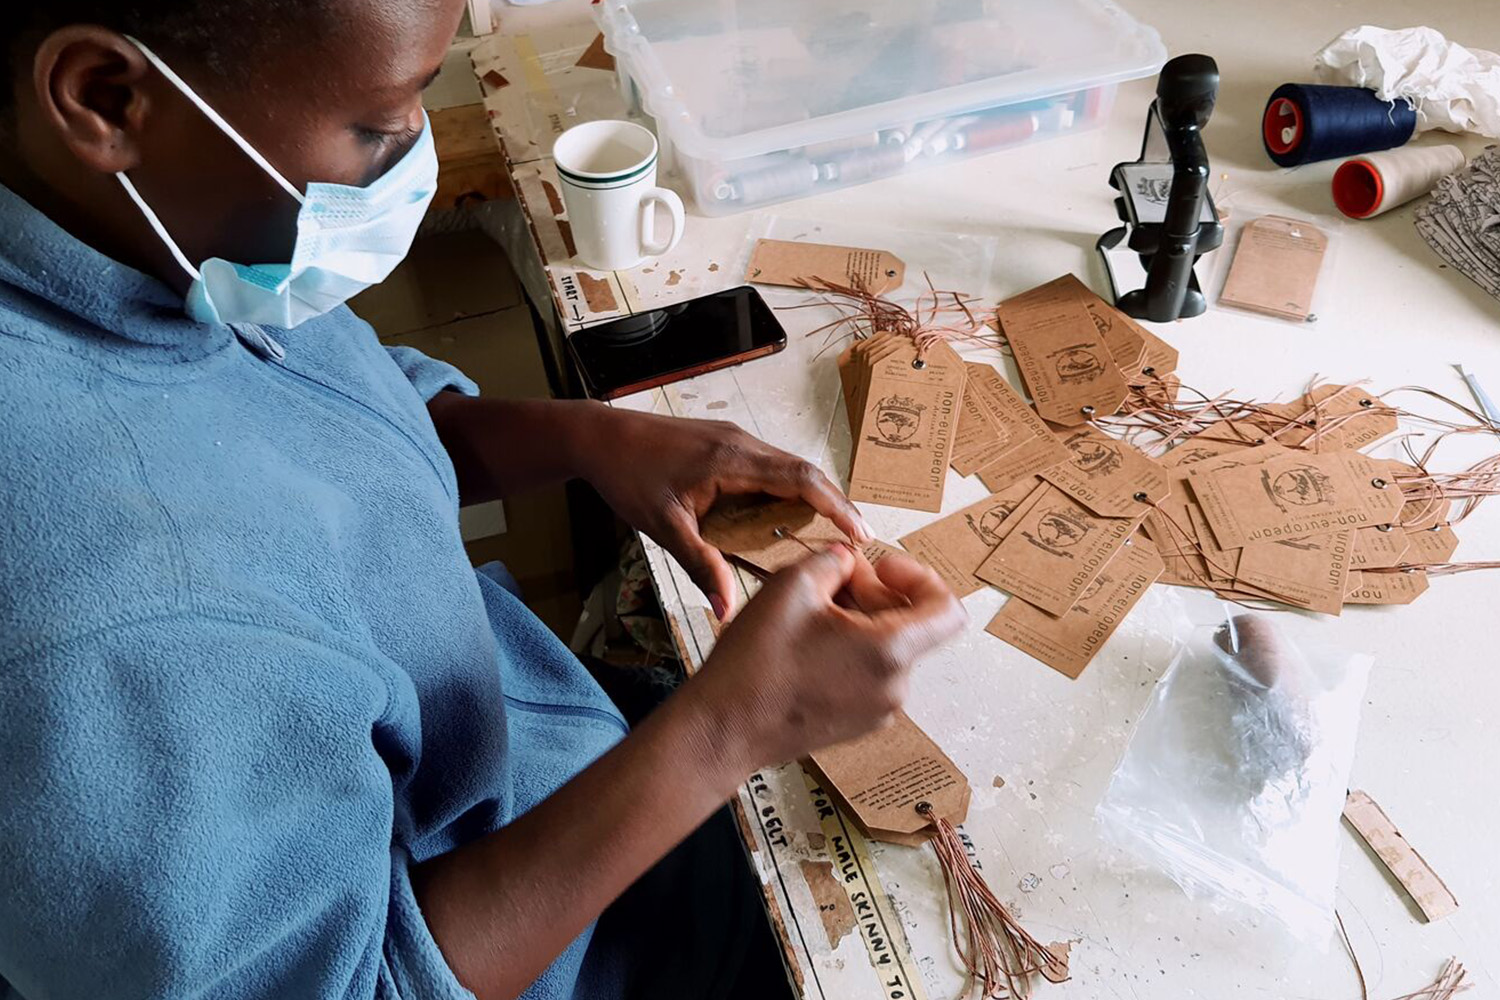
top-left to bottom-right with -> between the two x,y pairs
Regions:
838,333 -> 966,513
1416,147 -> 1500,303
1142,388 -> 1450,610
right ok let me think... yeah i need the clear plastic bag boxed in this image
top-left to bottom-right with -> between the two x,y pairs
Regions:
1096,613 -> 1372,942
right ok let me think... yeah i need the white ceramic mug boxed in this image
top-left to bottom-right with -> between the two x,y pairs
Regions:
553,120 -> 685,271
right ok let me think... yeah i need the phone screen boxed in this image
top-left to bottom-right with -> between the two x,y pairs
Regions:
567,286 -> 787,400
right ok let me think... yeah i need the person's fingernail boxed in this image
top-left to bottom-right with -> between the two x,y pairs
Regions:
710,594 -> 728,621
855,514 -> 875,542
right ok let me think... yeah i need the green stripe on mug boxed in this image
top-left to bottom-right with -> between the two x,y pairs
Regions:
556,156 -> 658,189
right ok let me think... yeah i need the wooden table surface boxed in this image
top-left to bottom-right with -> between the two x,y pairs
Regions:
469,2 -> 1500,996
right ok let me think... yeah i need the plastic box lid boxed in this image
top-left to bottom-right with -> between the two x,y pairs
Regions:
596,0 -> 1167,162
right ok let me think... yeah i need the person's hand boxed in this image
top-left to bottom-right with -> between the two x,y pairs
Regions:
684,546 -> 966,769
579,409 -> 873,620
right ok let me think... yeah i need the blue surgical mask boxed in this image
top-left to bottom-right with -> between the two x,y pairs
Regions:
115,37 -> 438,330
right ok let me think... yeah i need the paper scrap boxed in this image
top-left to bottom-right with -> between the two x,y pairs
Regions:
1343,789 -> 1460,922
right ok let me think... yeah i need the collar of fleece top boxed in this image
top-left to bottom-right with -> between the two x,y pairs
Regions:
0,183 -> 261,364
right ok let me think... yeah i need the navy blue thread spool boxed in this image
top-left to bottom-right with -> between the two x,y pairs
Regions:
1262,84 -> 1417,167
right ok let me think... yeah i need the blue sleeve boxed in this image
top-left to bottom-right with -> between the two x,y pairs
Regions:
385,346 -> 479,402
0,613 -> 475,1000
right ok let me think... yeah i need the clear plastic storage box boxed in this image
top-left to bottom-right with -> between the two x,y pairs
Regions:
595,0 -> 1167,215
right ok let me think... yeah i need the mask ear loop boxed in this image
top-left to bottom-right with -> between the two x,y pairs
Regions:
122,35 -> 304,205
116,171 -> 201,281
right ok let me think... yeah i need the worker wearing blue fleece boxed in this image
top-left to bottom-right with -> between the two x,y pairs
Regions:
0,2 -> 966,998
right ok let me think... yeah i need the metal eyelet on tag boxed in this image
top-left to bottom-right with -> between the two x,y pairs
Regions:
1376,524 -> 1393,532
1081,405 -> 1096,417
1371,478 -> 1389,489
912,359 -> 927,370
1133,491 -> 1149,503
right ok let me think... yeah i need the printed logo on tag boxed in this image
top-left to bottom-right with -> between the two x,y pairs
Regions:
964,501 -> 1021,547
1026,507 -> 1093,556
1067,434 -> 1124,479
870,395 -> 925,449
1262,465 -> 1336,511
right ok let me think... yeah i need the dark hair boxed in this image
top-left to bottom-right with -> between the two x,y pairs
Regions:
2,3 -> 311,113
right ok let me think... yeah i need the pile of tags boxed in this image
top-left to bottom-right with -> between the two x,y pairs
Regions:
1415,146 -> 1500,303
709,273 -> 1456,682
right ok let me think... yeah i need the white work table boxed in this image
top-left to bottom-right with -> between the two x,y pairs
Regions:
470,0 -> 1500,996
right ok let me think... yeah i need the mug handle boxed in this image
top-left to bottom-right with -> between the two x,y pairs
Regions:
639,187 -> 686,257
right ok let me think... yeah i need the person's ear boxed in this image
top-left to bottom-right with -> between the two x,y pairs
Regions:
29,27 -> 153,174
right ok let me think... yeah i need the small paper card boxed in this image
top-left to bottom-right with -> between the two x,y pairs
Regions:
899,478 -> 1045,597
747,238 -> 906,295
847,338 -> 966,512
1039,426 -> 1170,519
975,485 -> 1141,616
807,711 -> 971,848
996,276 -> 1129,427
1220,215 -> 1329,322
986,539 -> 1163,678
1189,450 -> 1401,549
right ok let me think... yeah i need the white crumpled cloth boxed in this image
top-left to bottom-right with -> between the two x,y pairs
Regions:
1314,25 -> 1500,138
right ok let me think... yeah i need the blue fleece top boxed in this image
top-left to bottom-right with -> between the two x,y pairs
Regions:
0,184 -> 631,1000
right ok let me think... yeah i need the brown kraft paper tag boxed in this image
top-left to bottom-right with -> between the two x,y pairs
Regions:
1350,526 -> 1411,569
899,478 -> 1044,597
1039,426 -> 1171,519
807,711 -> 971,848
848,339 -> 965,512
701,496 -> 846,575
1271,384 -> 1399,451
1404,525 -> 1459,563
861,539 -> 905,565
839,333 -> 909,436
986,539 -> 1163,678
1189,450 -> 1399,549
975,485 -> 1141,616
747,239 -> 906,295
996,276 -> 1129,427
1185,502 -> 1240,584
1235,529 -> 1354,615
1345,570 -> 1431,605
951,362 -> 1070,481
1220,215 -> 1329,322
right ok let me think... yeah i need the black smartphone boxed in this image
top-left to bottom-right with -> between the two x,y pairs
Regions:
567,285 -> 787,400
